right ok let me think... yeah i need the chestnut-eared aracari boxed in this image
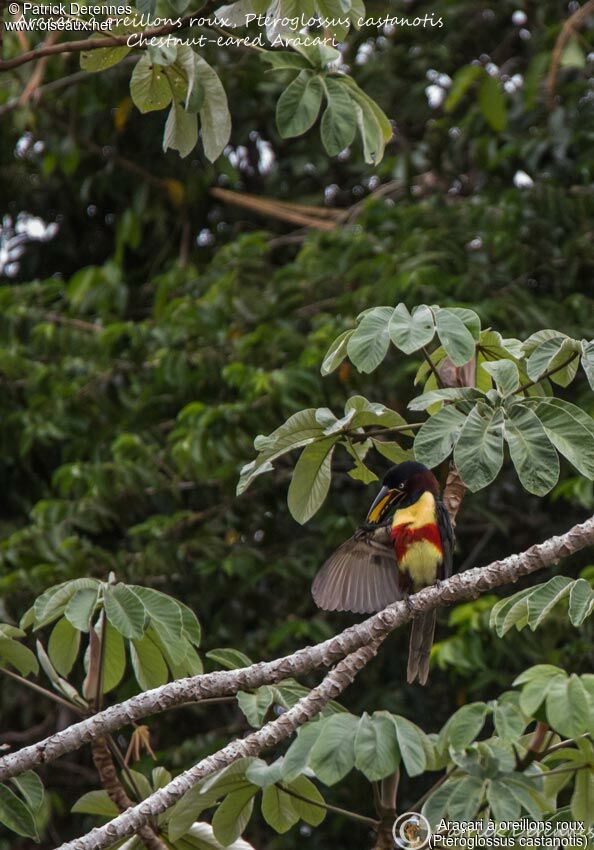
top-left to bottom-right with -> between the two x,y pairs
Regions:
312,461 -> 454,685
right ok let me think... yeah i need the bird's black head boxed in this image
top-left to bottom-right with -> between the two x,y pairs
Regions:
367,461 -> 440,523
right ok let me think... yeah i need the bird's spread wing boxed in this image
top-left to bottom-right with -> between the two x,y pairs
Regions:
436,500 -> 455,580
312,524 -> 402,614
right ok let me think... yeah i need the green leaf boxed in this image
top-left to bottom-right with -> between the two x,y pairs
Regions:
414,406 -> 466,468
354,712 -> 400,781
435,308 -> 476,366
487,779 -> 520,820
130,55 -> 172,113
237,686 -> 276,727
527,575 -> 573,629
444,64 -> 483,112
276,70 -> 323,138
494,701 -> 527,740
65,588 -> 98,632
308,714 -> 358,785
446,307 -> 481,340
48,617 -> 80,677
179,603 -> 201,647
408,387 -> 482,412
37,640 -> 85,705
163,102 -> 198,159
261,785 -> 299,834
447,775 -> 484,820
320,329 -> 354,375
526,336 -> 578,386
130,587 -> 183,637
389,303 -> 435,354
480,360 -> 519,396
372,440 -> 413,464
245,759 -> 284,789
454,405 -> 504,491
212,786 -> 257,846
391,715 -> 427,776
341,75 -> 392,164
490,588 -> 533,636
546,675 -> 591,738
195,55 -> 232,162
80,39 -> 130,73
103,584 -> 145,640
238,409 -> 324,495
569,579 -> 594,627
130,632 -> 169,689
0,784 -> 37,839
283,776 -> 325,827
102,620 -> 126,693
72,789 -> 119,818
581,340 -> 594,391
345,395 -> 411,431
441,703 -> 490,750
529,398 -> 594,479
262,51 -> 312,71
478,75 -> 507,132
282,722 -> 324,782
32,578 -> 100,630
571,767 -> 594,824
561,37 -> 586,68
10,772 -> 44,813
287,437 -> 337,524
0,638 -> 39,677
320,77 -> 357,156
422,780 -> 455,826
206,648 -> 252,670
504,405 -> 559,495
347,306 -> 394,373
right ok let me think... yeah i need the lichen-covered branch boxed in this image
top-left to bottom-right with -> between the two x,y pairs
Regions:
58,644 -> 379,850
1,514 -> 593,785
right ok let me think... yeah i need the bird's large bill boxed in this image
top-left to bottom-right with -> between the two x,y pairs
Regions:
311,525 -> 404,614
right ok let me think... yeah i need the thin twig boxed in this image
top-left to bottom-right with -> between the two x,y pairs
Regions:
0,666 -> 86,716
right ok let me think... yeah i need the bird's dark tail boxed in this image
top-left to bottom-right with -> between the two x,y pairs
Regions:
407,610 -> 436,685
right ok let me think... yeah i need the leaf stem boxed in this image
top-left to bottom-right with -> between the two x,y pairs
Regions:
278,782 -> 380,828
516,352 -> 578,394
422,346 -> 445,388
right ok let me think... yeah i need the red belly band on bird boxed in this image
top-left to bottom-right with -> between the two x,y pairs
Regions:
391,522 -> 443,561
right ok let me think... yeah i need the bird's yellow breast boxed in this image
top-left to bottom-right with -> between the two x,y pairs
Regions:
392,491 -> 443,588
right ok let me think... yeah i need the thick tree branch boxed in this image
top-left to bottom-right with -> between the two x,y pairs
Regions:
1,513 -> 593,784
58,644 -> 379,850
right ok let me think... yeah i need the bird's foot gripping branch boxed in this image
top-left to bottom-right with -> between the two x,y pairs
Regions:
1,304 -> 594,849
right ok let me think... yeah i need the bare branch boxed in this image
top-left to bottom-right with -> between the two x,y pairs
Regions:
58,644 -> 379,850
1,512 -> 593,785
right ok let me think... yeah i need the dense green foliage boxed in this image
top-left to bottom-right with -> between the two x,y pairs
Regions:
2,0 -> 594,846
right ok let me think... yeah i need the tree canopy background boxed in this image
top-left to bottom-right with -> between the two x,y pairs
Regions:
1,0 -> 594,847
